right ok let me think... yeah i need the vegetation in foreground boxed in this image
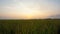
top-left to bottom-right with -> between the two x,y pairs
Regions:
0,19 -> 60,34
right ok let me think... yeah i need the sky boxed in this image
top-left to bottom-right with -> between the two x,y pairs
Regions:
0,0 -> 60,19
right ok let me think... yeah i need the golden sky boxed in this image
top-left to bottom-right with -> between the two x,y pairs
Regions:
0,0 -> 60,19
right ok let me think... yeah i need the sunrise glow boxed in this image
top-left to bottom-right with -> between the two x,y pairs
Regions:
0,0 -> 59,19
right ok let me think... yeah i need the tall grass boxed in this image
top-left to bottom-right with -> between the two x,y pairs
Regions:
0,19 -> 60,34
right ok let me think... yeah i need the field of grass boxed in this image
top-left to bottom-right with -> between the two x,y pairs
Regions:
0,19 -> 60,34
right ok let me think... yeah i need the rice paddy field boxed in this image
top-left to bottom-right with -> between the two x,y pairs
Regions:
0,19 -> 60,34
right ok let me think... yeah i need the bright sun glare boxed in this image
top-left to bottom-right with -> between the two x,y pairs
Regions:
22,9 -> 37,19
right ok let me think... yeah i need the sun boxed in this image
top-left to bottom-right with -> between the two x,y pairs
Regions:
25,14 -> 33,19
22,11 -> 35,19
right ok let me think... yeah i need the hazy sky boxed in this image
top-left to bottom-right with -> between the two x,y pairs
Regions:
0,0 -> 60,19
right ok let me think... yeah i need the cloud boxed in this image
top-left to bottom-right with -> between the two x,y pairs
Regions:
0,0 -> 60,19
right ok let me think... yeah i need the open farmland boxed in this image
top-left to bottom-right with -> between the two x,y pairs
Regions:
0,19 -> 60,34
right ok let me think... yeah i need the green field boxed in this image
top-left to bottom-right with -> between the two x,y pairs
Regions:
0,19 -> 60,34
